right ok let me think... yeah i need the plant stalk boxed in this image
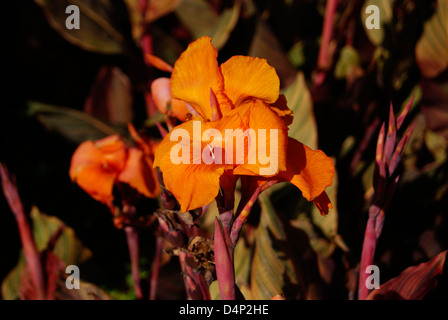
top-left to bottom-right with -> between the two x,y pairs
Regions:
125,225 -> 143,300
0,164 -> 46,300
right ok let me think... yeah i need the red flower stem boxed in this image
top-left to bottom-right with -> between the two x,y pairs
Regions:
0,164 -> 46,300
230,180 -> 277,247
0,163 -> 45,300
358,205 -> 381,300
125,225 -> 143,300
214,217 -> 236,300
230,188 -> 262,248
315,0 -> 339,86
197,272 -> 211,300
149,237 -> 163,300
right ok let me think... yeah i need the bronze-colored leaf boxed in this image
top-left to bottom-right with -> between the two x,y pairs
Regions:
415,0 -> 448,78
367,250 -> 447,300
84,66 -> 133,125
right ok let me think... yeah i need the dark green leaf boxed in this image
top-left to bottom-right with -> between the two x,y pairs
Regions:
28,101 -> 123,144
34,0 -> 127,54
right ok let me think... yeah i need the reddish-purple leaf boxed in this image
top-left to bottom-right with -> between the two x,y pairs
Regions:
373,123 -> 387,197
396,95 -> 414,131
384,103 -> 397,167
367,250 -> 447,300
389,121 -> 416,175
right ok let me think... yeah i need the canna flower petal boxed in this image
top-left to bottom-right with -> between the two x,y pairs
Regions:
70,131 -> 161,205
92,135 -> 128,171
71,162 -> 117,204
220,55 -> 280,108
170,36 -> 229,120
232,99 -> 288,176
69,135 -> 128,204
154,115 -> 248,212
164,162 -> 225,213
154,121 -> 225,212
117,148 -> 160,198
151,77 -> 189,121
277,138 -> 334,215
151,77 -> 172,115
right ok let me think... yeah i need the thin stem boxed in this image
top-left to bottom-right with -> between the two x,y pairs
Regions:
149,237 -> 163,300
0,164 -> 46,300
230,180 -> 277,247
125,225 -> 143,300
315,0 -> 339,87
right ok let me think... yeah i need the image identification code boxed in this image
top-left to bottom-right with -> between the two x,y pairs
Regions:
179,304 -> 269,317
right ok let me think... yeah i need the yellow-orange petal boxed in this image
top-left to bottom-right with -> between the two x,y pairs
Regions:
73,164 -> 117,204
231,100 -> 288,177
153,119 -> 198,169
277,138 -> 334,210
171,98 -> 189,122
69,140 -> 118,204
220,55 -> 280,108
170,36 -> 225,120
161,158 -> 225,213
93,135 -> 128,171
117,148 -> 160,198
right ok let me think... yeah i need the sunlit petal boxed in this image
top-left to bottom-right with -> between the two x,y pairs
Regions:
221,55 -> 280,107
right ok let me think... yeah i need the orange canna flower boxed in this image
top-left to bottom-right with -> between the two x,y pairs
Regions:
154,36 -> 334,215
70,124 -> 160,207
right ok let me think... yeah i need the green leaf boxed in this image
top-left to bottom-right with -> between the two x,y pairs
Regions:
415,0 -> 448,78
249,19 -> 296,87
246,194 -> 323,299
334,46 -> 361,79
282,72 -> 318,150
30,207 -> 92,266
310,165 -> 340,255
175,0 -> 240,51
1,207 -> 92,300
1,253 -> 26,300
28,101 -> 123,144
34,0 -> 127,54
210,3 -> 241,51
361,0 -> 393,46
